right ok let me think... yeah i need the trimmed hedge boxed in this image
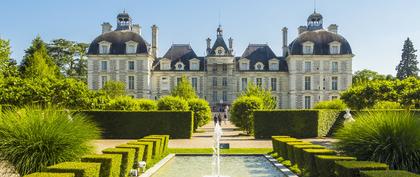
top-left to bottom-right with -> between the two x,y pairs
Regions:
144,135 -> 169,153
254,110 -> 341,139
335,161 -> 389,177
271,136 -> 290,153
127,141 -> 153,163
137,139 -> 161,159
81,154 -> 122,177
46,162 -> 101,177
315,155 -> 357,177
294,145 -> 326,169
79,111 -> 193,139
286,141 -> 313,165
302,149 -> 337,177
24,173 -> 75,177
276,138 -> 300,159
360,170 -> 420,177
115,144 -> 145,167
102,148 -> 136,177
142,137 -> 165,155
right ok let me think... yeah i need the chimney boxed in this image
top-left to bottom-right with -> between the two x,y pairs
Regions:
328,24 -> 338,34
228,37 -> 233,52
206,38 -> 211,55
101,22 -> 112,34
282,27 -> 288,56
132,24 -> 141,35
151,25 -> 158,58
298,26 -> 307,35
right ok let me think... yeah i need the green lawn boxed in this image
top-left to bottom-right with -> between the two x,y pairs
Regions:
168,148 -> 272,154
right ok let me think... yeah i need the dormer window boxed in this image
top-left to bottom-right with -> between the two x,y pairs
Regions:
160,59 -> 171,70
125,41 -> 138,54
216,46 -> 225,55
190,59 -> 199,70
175,62 -> 184,70
329,41 -> 341,54
99,41 -> 111,54
255,62 -> 264,70
239,59 -> 250,71
269,59 -> 279,70
302,41 -> 314,55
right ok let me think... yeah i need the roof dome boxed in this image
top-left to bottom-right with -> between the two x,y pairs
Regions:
87,31 -> 149,55
289,29 -> 352,55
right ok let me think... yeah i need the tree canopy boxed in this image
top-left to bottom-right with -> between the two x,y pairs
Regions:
238,83 -> 276,109
396,38 -> 419,79
100,80 -> 127,99
170,76 -> 198,100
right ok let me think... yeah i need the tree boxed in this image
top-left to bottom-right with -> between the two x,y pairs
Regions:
238,83 -> 276,109
48,39 -> 88,79
0,38 -> 12,78
352,69 -> 386,85
100,80 -> 126,98
170,76 -> 198,100
396,38 -> 419,79
230,96 -> 263,134
20,36 -> 59,78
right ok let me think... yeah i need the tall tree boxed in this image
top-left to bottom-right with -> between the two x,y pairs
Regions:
396,38 -> 419,79
48,39 -> 88,79
239,83 -> 276,109
352,69 -> 386,85
0,38 -> 11,79
100,80 -> 126,98
170,76 -> 198,100
20,36 -> 59,78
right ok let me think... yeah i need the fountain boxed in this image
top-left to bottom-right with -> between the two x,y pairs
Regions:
203,121 -> 230,177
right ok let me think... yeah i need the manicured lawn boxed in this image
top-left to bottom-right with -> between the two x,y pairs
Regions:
168,148 -> 272,154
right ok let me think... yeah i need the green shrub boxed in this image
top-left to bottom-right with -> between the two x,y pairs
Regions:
136,99 -> 158,110
335,161 -> 389,177
157,96 -> 189,111
81,154 -> 122,177
314,155 -> 357,177
372,101 -> 402,109
286,142 -> 313,165
271,136 -> 290,153
143,136 -> 167,154
106,96 -> 138,110
46,162 -> 101,177
230,96 -> 263,134
101,81 -> 126,99
187,98 -> 211,130
115,144 -> 145,167
360,170 -> 420,177
276,138 -> 300,158
126,141 -> 153,163
302,149 -> 337,177
294,145 -> 326,169
137,139 -> 161,158
254,110 -> 341,139
0,107 -> 100,176
238,83 -> 276,109
24,173 -> 75,177
335,111 -> 420,173
314,99 -> 347,109
170,76 -> 198,100
102,148 -> 135,177
81,111 -> 193,139
145,135 -> 170,153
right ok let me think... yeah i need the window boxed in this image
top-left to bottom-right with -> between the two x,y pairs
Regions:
256,78 -> 262,87
161,77 -> 169,91
222,64 -> 227,71
332,62 -> 338,72
304,96 -> 311,109
161,62 -> 170,70
271,78 -> 277,91
212,91 -> 218,102
100,76 -> 108,89
269,62 -> 279,70
128,76 -> 135,90
330,46 -> 339,54
212,64 -> 217,72
240,61 -> 249,70
101,61 -> 108,71
304,61 -> 311,72
175,63 -> 184,70
222,77 -> 228,86
100,45 -> 109,54
191,77 -> 198,91
216,47 -> 225,55
303,45 -> 313,54
128,61 -> 135,71
255,63 -> 264,70
331,96 -> 338,100
304,76 -> 311,90
332,76 -> 338,90
127,44 -> 136,54
190,61 -> 199,70
241,78 -> 248,91
222,91 -> 227,101
212,77 -> 217,87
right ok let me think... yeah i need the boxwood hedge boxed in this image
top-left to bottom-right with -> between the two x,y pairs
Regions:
102,148 -> 135,177
302,149 -> 337,177
145,135 -> 169,153
136,139 -> 161,159
46,162 -> 101,177
335,161 -> 389,177
360,170 -> 420,177
286,142 -> 313,165
115,144 -> 145,167
314,155 -> 357,177
81,154 -> 122,177
126,141 -> 153,163
293,145 -> 326,168
24,173 -> 75,177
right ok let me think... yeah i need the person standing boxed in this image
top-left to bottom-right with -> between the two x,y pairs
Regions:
213,114 -> 218,125
217,113 -> 222,126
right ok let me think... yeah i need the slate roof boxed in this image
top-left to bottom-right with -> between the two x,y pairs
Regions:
289,29 -> 352,55
153,44 -> 204,71
87,31 -> 149,55
237,44 -> 288,72
209,36 -> 231,56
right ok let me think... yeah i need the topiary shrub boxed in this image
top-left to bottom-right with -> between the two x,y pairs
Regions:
145,135 -> 170,153
293,145 -> 326,169
230,96 -> 263,134
314,99 -> 347,109
0,107 -> 100,176
24,173 -> 75,177
360,170 -> 420,177
115,144 -> 145,167
46,162 -> 101,177
106,96 -> 138,110
372,101 -> 402,109
315,155 -> 357,177
334,111 -> 420,173
157,96 -> 189,111
187,98 -> 211,130
335,161 -> 389,177
81,154 -> 122,177
137,139 -> 161,159
136,99 -> 157,110
286,141 -> 313,165
102,148 -> 135,177
302,149 -> 337,177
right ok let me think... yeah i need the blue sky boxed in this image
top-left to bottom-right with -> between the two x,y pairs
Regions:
1,0 -> 419,75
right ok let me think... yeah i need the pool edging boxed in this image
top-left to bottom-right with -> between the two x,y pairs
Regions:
264,155 -> 299,177
139,154 -> 175,177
